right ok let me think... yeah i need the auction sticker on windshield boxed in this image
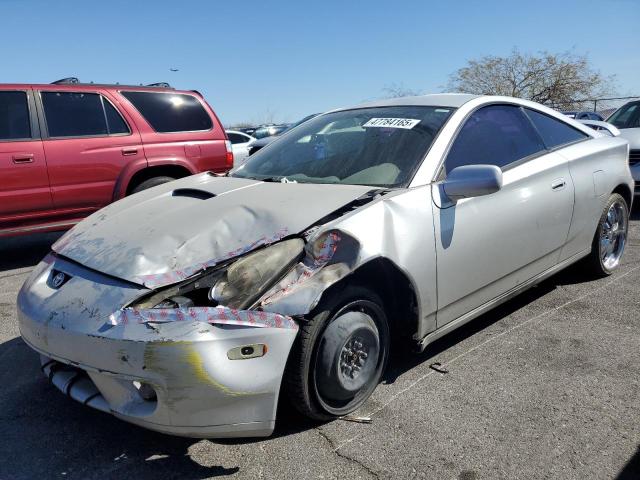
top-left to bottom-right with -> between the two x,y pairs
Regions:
363,118 -> 421,129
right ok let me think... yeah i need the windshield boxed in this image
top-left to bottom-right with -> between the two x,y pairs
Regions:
607,101 -> 640,129
231,106 -> 454,187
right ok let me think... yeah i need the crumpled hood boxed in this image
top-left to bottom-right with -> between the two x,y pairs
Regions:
52,173 -> 373,286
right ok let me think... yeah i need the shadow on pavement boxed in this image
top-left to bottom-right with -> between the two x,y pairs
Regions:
0,338 -> 239,480
616,445 -> 640,479
0,232 -> 63,271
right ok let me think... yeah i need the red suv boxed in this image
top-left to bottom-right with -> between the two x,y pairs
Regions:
0,79 -> 232,237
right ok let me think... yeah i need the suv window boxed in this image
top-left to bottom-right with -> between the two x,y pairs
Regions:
0,91 -> 31,140
103,98 -> 130,134
524,108 -> 588,149
228,132 -> 249,144
445,105 -> 545,173
121,91 -> 212,133
42,92 -> 108,137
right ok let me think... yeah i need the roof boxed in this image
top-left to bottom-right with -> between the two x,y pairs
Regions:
0,83 -> 183,93
337,93 -> 480,111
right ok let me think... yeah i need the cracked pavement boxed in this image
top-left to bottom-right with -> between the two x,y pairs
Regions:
1,205 -> 639,479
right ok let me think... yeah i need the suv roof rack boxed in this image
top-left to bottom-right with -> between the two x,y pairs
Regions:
51,77 -> 80,85
49,78 -> 174,89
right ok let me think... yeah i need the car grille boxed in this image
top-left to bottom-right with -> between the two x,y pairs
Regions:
630,149 -> 640,166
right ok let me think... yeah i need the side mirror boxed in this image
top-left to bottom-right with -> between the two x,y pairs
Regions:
442,164 -> 503,201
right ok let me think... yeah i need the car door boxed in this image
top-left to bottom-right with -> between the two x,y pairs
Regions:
432,104 -> 575,327
37,89 -> 145,214
0,88 -> 53,228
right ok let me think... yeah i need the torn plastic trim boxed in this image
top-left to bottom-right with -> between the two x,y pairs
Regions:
132,227 -> 290,289
259,230 -> 358,311
108,306 -> 298,330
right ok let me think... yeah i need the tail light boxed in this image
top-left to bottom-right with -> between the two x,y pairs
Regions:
225,140 -> 234,169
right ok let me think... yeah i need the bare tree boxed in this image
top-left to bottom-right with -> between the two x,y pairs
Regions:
447,49 -> 615,109
382,83 -> 422,98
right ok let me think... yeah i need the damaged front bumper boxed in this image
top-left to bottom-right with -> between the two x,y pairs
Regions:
17,254 -> 298,438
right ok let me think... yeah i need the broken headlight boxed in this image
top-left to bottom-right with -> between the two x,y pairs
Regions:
130,239 -> 304,311
210,238 -> 304,309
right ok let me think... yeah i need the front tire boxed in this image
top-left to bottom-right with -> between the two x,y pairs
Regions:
284,285 -> 390,421
585,193 -> 629,276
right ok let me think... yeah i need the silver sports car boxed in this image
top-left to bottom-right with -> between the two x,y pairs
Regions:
18,94 -> 633,438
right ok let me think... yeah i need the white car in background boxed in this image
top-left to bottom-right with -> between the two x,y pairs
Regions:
226,130 -> 256,167
606,100 -> 640,195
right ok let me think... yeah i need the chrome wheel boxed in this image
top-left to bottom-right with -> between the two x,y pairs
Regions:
599,200 -> 627,270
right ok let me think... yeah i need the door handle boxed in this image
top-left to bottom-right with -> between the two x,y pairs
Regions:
12,154 -> 34,164
121,148 -> 138,156
551,179 -> 566,191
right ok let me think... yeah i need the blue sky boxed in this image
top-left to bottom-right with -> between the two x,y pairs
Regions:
1,0 -> 638,125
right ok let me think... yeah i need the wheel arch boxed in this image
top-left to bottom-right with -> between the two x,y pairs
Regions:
314,256 -> 420,343
125,165 -> 193,195
612,183 -> 633,210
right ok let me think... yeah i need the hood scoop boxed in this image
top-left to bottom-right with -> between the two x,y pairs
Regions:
172,188 -> 216,200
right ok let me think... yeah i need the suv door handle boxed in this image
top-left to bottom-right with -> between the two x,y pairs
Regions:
12,154 -> 34,164
551,179 -> 566,191
121,148 -> 138,156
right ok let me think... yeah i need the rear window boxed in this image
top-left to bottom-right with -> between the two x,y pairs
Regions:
524,108 -> 588,149
122,91 -> 213,133
0,91 -> 30,140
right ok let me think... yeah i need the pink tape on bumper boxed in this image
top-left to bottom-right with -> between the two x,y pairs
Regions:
109,306 -> 298,330
132,228 -> 289,288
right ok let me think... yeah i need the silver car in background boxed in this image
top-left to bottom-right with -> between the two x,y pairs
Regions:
18,94 -> 633,438
606,100 -> 640,194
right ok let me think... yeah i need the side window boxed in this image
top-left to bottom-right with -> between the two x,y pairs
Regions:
445,105 -> 546,174
524,108 -> 588,149
42,92 -> 108,137
228,133 -> 248,144
102,98 -> 130,134
121,91 -> 213,133
0,91 -> 31,140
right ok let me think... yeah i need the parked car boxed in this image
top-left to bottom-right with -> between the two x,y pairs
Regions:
225,130 -> 256,166
0,79 -> 232,237
235,126 -> 258,136
562,110 -> 604,121
606,100 -> 640,194
252,124 -> 290,139
248,113 -> 321,156
19,94 -> 632,439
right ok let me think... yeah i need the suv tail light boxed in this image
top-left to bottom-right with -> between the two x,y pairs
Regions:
225,140 -> 234,169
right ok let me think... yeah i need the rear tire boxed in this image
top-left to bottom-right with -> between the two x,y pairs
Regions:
130,176 -> 176,194
284,285 -> 390,421
585,193 -> 629,276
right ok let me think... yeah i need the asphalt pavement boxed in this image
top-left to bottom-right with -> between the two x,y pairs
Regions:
1,208 -> 639,480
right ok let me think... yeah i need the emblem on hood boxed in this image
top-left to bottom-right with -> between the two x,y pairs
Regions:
49,271 -> 70,289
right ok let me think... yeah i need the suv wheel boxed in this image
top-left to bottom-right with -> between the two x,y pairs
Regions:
131,176 -> 176,194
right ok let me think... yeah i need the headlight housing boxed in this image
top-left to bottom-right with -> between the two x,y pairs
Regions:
131,238 -> 305,310
210,238 -> 304,308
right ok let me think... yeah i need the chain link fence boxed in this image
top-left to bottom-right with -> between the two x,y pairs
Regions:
550,96 -> 640,119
